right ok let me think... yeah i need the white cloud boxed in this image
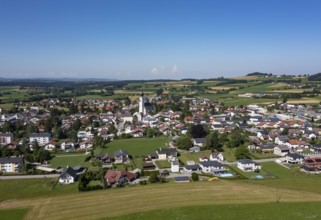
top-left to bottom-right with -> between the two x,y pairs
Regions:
171,64 -> 182,74
151,65 -> 164,76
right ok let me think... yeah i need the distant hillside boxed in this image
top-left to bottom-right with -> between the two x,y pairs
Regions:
308,73 -> 321,81
247,72 -> 272,76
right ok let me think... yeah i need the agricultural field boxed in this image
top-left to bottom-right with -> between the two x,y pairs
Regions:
109,202 -> 321,220
0,208 -> 29,220
0,178 -> 77,200
1,181 -> 321,220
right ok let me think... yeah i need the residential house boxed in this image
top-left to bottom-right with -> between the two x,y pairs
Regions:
199,161 -> 227,174
29,133 -> 52,146
237,159 -> 261,172
182,164 -> 201,173
44,140 -> 57,151
156,148 -> 178,160
171,159 -> 180,172
79,140 -> 93,150
95,154 -> 113,166
301,158 -> 321,172
274,145 -> 290,156
209,151 -> 224,161
286,153 -> 305,164
0,157 -> 24,173
0,133 -> 13,145
58,167 -> 77,184
258,143 -> 276,153
189,146 -> 200,153
114,149 -> 130,164
104,170 -> 136,186
61,140 -> 76,151
275,136 -> 289,145
192,138 -> 206,147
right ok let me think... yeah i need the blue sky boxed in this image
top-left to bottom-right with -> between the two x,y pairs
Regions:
0,0 -> 321,80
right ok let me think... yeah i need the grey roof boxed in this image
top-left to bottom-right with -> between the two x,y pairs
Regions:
157,148 -> 177,155
60,167 -> 77,178
30,133 -> 52,138
184,164 -> 201,170
114,149 -> 129,157
193,138 -> 206,144
200,161 -> 224,168
286,153 -> 304,160
0,133 -> 13,138
238,159 -> 258,165
0,157 -> 24,164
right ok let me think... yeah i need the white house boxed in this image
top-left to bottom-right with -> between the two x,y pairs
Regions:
61,140 -> 76,151
199,161 -> 227,174
156,148 -> 178,160
58,167 -> 77,184
237,159 -> 261,172
114,149 -> 130,164
209,151 -> 224,161
29,133 -> 52,146
171,159 -> 180,172
0,132 -> 13,145
286,153 -> 305,164
274,145 -> 290,156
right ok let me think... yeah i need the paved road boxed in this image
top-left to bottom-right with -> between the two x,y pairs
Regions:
0,174 -> 60,180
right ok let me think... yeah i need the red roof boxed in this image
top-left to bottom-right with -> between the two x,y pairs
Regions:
104,170 -> 136,185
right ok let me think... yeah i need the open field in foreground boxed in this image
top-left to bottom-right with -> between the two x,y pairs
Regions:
0,208 -> 29,220
109,201 -> 321,220
1,181 -> 321,220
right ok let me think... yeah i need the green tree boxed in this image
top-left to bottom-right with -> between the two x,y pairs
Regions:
148,172 -> 160,183
176,136 -> 192,150
205,131 -> 220,150
189,124 -> 207,138
235,146 -> 251,159
229,128 -> 244,148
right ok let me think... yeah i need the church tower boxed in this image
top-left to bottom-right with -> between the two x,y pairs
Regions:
139,91 -> 144,115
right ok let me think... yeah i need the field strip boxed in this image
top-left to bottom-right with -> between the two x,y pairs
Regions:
1,181 -> 321,220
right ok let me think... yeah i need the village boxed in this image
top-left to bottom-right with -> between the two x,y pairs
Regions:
1,90 -> 321,190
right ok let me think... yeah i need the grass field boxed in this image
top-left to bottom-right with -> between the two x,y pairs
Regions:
108,202 -> 321,220
2,181 -> 321,220
0,208 -> 29,220
249,162 -> 321,194
179,150 -> 212,164
155,160 -> 171,168
49,154 -> 87,169
0,178 -> 77,200
95,137 -> 169,169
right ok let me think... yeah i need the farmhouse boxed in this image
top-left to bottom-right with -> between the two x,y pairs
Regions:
237,159 -> 261,172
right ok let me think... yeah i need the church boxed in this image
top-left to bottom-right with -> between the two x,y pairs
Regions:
139,91 -> 154,116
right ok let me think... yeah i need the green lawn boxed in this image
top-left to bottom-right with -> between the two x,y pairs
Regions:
250,152 -> 280,159
222,147 -> 236,162
108,202 -> 321,220
0,178 -> 78,200
0,208 -> 29,220
49,154 -> 87,169
95,137 -> 169,169
179,150 -> 212,165
155,160 -> 171,168
249,162 -> 321,194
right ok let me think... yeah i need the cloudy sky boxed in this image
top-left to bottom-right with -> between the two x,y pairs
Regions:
0,0 -> 321,80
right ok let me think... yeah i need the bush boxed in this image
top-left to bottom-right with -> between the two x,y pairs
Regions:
149,172 -> 160,183
191,172 -> 199,181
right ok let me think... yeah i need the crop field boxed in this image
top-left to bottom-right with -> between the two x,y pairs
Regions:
209,86 -> 238,91
0,208 -> 29,220
2,181 -> 321,220
0,178 -> 77,200
109,202 -> 321,220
